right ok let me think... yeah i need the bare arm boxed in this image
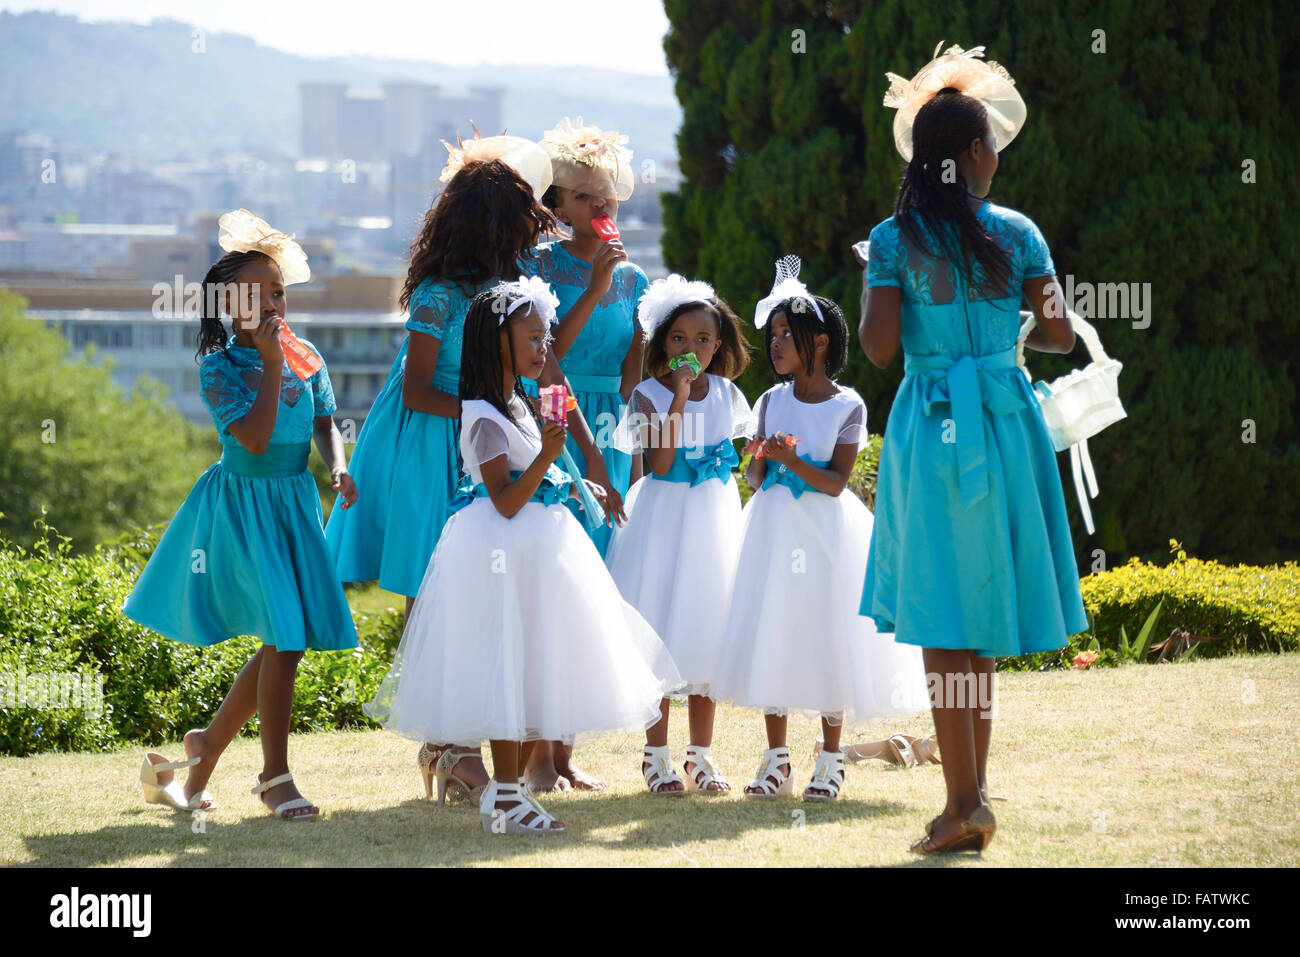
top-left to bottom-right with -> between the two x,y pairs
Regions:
314,415 -> 357,507
762,437 -> 857,497
402,331 -> 461,416
859,285 -> 902,368
1022,275 -> 1076,354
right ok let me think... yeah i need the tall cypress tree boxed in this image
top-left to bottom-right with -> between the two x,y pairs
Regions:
662,0 -> 1300,564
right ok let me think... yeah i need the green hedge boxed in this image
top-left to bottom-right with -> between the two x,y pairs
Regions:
0,520 -> 402,756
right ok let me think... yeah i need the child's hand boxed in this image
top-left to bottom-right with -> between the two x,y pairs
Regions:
742,437 -> 765,457
588,240 -> 627,299
332,469 -> 357,509
670,360 -> 695,399
763,432 -> 799,466
251,314 -> 285,364
540,421 -> 568,463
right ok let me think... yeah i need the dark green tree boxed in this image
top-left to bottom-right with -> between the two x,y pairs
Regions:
0,290 -> 217,550
662,0 -> 1300,564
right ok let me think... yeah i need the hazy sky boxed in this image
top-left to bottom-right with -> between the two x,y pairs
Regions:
0,0 -> 672,75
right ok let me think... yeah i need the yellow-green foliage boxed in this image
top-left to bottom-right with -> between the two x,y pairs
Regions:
1080,542 -> 1300,655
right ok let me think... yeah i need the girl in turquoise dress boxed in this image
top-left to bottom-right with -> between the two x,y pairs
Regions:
124,221 -> 358,821
858,50 -> 1088,854
518,118 -> 646,792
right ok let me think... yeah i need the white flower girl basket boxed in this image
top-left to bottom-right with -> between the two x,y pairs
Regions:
1014,309 -> 1125,535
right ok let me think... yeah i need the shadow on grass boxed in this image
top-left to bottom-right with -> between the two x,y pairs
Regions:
17,792 -> 924,867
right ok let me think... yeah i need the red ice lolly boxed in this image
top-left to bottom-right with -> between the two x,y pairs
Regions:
591,214 -> 620,241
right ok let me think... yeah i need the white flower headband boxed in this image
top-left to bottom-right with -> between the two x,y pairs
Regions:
439,130 -> 554,200
753,255 -> 824,329
637,274 -> 716,339
540,116 -> 635,201
217,209 -> 310,284
493,275 -> 561,327
883,42 -> 1026,162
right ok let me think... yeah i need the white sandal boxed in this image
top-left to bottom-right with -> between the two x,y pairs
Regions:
478,779 -> 565,835
251,772 -> 318,821
140,752 -> 214,811
683,744 -> 730,795
744,746 -> 793,800
802,749 -> 845,802
642,745 -> 684,796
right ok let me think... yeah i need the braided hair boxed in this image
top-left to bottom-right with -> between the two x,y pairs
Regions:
894,88 -> 1012,296
459,286 -> 547,433
194,249 -> 276,362
761,295 -> 848,380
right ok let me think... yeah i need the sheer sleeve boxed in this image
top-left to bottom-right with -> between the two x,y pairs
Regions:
728,379 -> 757,440
303,342 -> 337,417
464,416 -> 510,471
836,398 -> 869,450
610,387 -> 659,455
405,279 -> 454,339
1020,217 -> 1056,279
866,221 -> 902,289
753,390 -> 771,440
199,356 -> 253,434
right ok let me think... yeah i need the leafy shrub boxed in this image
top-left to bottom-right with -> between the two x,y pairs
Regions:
0,518 -> 396,756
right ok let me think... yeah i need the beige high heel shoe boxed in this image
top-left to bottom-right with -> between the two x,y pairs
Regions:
416,743 -> 446,800
140,753 -> 214,811
435,747 -> 488,805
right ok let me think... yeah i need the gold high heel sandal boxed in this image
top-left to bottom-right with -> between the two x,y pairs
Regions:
416,743 -> 446,800
909,804 -> 996,854
435,747 -> 488,805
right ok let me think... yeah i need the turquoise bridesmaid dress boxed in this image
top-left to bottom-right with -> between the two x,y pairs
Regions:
122,336 -> 357,651
324,277 -> 488,597
859,202 -> 1089,657
521,240 -> 647,555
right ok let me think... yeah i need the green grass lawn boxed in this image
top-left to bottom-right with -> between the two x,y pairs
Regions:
2,652 -> 1298,867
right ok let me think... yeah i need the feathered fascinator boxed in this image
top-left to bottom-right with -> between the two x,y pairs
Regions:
883,42 -> 1026,162
439,130 -> 554,200
540,116 -> 635,201
637,274 -> 716,339
217,209 -> 310,284
753,255 -> 824,328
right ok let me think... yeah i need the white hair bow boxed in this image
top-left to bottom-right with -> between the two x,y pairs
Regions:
637,274 -> 716,339
753,255 -> 823,329
494,275 -> 561,325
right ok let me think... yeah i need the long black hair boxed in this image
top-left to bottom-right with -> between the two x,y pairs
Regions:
194,249 -> 276,362
894,88 -> 1012,296
459,286 -> 547,433
761,294 -> 848,380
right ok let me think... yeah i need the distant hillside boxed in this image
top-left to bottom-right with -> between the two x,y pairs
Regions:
0,11 -> 681,164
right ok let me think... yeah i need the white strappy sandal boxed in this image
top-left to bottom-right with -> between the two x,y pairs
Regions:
683,744 -> 731,795
744,746 -> 794,799
251,772 -> 318,821
140,753 -> 215,811
478,779 -> 565,835
803,749 -> 845,802
642,744 -> 685,796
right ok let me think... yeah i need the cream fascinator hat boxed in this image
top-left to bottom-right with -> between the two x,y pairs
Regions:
540,116 -> 635,202
883,42 -> 1026,162
217,209 -> 310,284
753,255 -> 824,329
439,130 -> 554,200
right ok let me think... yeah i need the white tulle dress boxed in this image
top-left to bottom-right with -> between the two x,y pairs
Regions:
712,382 -> 929,722
604,373 -> 756,698
366,394 -> 681,746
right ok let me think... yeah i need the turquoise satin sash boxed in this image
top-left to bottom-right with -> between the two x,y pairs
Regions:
565,372 -> 622,394
760,453 -> 833,498
219,442 -> 310,478
446,462 -> 574,515
655,437 -> 740,487
902,347 -> 1029,508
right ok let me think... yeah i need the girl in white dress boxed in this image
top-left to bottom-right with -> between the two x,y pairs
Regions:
714,257 -> 929,802
367,276 -> 680,835
605,274 -> 755,796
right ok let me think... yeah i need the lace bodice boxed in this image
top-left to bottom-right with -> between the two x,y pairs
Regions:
199,336 -> 336,447
864,201 -> 1055,358
405,276 -> 494,393
521,241 -> 647,375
